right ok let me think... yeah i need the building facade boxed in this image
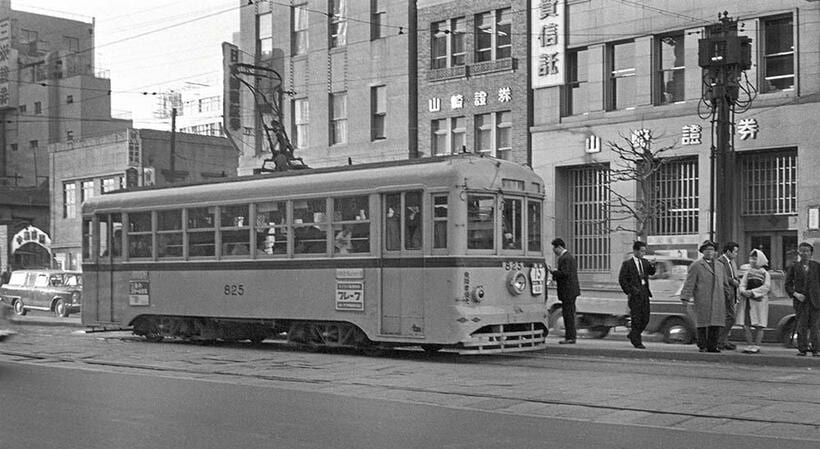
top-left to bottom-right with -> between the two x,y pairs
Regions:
233,0 -> 417,174
531,0 -> 820,283
49,129 -> 238,270
417,0 -> 530,164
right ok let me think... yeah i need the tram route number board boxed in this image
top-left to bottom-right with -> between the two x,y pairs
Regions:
335,281 -> 364,311
129,280 -> 150,306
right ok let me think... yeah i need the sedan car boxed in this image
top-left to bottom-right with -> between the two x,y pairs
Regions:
0,269 -> 82,317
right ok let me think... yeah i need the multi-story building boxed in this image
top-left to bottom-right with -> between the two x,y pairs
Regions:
417,0 -> 530,164
49,129 -> 237,270
234,0 -> 417,173
531,0 -> 820,282
0,0 -> 131,271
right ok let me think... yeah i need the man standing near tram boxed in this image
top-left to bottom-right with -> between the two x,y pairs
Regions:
548,238 -> 580,344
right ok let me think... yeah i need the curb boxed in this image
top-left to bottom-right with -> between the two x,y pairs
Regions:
9,316 -> 84,328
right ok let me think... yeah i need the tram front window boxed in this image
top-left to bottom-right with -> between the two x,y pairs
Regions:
468,195 -> 495,250
502,197 -> 522,250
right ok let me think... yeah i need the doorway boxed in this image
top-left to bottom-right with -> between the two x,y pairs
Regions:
748,232 -> 797,271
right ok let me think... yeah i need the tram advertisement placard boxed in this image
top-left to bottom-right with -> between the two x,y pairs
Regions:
335,281 -> 364,311
128,280 -> 150,306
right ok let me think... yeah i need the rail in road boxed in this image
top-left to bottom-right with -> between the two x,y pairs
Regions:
1,325 -> 819,443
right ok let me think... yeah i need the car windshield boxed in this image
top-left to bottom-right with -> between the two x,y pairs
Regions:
64,274 -> 82,287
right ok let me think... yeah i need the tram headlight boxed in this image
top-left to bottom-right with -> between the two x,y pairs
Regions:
506,271 -> 528,296
472,286 -> 486,302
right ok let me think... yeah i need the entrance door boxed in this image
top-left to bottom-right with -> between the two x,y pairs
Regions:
749,232 -> 798,271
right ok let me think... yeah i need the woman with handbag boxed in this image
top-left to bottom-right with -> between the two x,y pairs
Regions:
737,249 -> 771,353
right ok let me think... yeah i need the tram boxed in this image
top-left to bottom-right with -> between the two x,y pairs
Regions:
81,154 -> 548,354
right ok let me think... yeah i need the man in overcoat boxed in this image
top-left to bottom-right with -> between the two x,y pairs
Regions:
548,238 -> 580,344
785,242 -> 820,356
618,240 -> 656,349
681,240 -> 727,352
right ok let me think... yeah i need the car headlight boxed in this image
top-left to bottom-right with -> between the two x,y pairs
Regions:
71,291 -> 81,304
506,271 -> 528,296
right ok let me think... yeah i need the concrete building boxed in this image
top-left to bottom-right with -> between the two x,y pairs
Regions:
233,0 -> 417,173
417,0 -> 530,164
49,129 -> 237,270
531,0 -> 820,283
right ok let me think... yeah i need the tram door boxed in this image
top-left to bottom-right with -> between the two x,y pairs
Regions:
380,192 -> 425,337
92,215 -> 118,324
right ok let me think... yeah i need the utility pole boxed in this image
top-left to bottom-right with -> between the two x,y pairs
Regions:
169,107 -> 177,184
698,12 -> 751,245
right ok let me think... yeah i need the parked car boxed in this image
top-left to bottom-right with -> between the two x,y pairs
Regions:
0,269 -> 82,317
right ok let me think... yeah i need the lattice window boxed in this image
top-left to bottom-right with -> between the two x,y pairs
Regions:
569,165 -> 610,272
649,157 -> 698,235
740,150 -> 797,215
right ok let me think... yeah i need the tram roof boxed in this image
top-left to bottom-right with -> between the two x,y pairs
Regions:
82,154 -> 543,213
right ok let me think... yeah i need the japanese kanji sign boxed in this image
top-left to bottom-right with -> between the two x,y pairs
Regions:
0,19 -> 11,109
531,0 -> 565,88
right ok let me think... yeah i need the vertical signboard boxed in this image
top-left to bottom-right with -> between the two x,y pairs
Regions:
222,42 -> 242,139
0,19 -> 12,109
531,0 -> 566,88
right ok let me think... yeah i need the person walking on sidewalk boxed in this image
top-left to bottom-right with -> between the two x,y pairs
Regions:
618,240 -> 655,349
681,240 -> 727,353
737,249 -> 771,354
548,238 -> 580,344
785,242 -> 820,356
716,242 -> 740,350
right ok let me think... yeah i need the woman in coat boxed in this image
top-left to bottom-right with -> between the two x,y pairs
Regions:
680,240 -> 727,352
737,249 -> 771,354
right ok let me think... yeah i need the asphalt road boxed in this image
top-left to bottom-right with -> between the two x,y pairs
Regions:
1,360 -> 815,449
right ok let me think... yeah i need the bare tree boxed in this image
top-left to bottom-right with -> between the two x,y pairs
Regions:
604,129 -> 677,242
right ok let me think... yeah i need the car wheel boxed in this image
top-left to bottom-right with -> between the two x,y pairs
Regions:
13,299 -> 26,316
54,299 -> 69,318
662,317 -> 693,344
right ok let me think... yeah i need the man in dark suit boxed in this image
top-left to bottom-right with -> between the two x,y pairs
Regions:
618,240 -> 656,349
548,238 -> 580,344
716,241 -> 740,350
785,242 -> 820,356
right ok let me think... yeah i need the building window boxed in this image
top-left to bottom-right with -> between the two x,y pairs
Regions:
63,182 -> 77,218
761,14 -> 794,93
64,36 -> 79,52
20,29 -> 37,43
292,3 -> 308,55
329,0 -> 347,48
102,177 -> 123,193
564,48 -> 589,116
371,0 -> 386,40
34,101 -> 42,114
475,8 -> 511,63
657,33 -> 685,104
258,12 -> 273,59
431,18 -> 465,69
371,86 -> 386,140
66,130 -> 73,141
66,95 -> 74,104
9,143 -> 17,152
329,92 -> 347,145
568,165 -> 610,272
293,98 -> 309,149
648,157 -> 698,235
475,111 -> 511,159
431,117 -> 465,156
740,150 -> 797,215
81,180 -> 94,203
30,140 -> 38,150
19,104 -> 26,114
607,40 -> 636,110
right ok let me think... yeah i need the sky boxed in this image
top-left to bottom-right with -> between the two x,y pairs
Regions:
14,0 -> 240,128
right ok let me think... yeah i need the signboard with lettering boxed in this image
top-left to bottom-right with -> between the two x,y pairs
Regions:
0,19 -> 15,110
129,280 -> 150,306
222,42 -> 241,133
531,0 -> 565,88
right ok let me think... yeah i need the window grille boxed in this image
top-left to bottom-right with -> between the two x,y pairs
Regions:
569,165 -> 610,272
648,157 -> 698,235
740,150 -> 797,215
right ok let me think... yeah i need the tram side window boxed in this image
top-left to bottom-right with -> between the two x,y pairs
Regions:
332,196 -> 370,254
255,201 -> 288,256
111,214 -> 123,258
502,197 -> 522,250
221,204 -> 250,256
468,195 -> 495,250
127,211 -> 153,259
187,207 -> 215,257
405,192 -> 422,250
157,210 -> 183,258
82,219 -> 93,260
527,200 -> 542,252
433,195 -> 448,249
98,215 -> 109,258
385,193 -> 401,251
293,199 -> 328,254
98,213 -> 123,259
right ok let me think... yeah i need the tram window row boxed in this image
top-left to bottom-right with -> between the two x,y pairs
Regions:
83,190 -> 543,262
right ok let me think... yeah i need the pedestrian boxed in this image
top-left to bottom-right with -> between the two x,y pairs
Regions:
547,238 -> 580,344
618,240 -> 655,349
785,242 -> 820,356
716,242 -> 740,350
737,249 -> 771,354
680,240 -> 727,353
